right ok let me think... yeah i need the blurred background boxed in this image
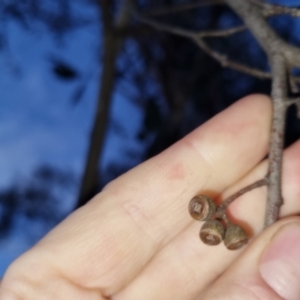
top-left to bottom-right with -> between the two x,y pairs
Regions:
0,0 -> 300,276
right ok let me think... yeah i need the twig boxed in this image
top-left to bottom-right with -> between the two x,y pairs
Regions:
251,0 -> 300,18
196,25 -> 246,38
287,97 -> 300,107
286,97 -> 300,118
264,54 -> 287,226
136,11 -> 300,84
217,178 -> 268,217
135,13 -> 271,79
193,38 -> 270,79
217,1 -> 300,69
142,0 -> 225,16
133,14 -> 195,38
289,69 -> 300,93
136,12 -> 246,38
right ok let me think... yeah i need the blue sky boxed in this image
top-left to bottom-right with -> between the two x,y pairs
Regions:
0,2 -> 150,276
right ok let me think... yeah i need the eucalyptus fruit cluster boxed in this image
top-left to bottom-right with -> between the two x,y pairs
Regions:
188,195 -> 248,250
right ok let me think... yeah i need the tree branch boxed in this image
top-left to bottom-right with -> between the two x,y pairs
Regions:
216,178 -> 268,219
134,13 -> 271,79
251,0 -> 300,18
195,25 -> 246,38
135,12 -> 246,39
289,69 -> 300,93
224,0 -> 300,67
192,37 -> 270,79
133,14 -> 195,38
286,97 -> 300,118
264,54 -> 287,227
287,97 -> 300,107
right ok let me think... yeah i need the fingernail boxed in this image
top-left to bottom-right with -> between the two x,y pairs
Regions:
259,223 -> 300,300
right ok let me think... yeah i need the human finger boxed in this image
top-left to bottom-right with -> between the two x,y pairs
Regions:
111,139 -> 300,300
200,217 -> 300,300
0,95 -> 271,299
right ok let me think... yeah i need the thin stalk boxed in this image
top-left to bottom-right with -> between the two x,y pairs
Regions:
265,54 -> 287,227
217,178 -> 268,218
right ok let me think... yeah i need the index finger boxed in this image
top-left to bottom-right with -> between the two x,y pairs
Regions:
2,95 -> 271,298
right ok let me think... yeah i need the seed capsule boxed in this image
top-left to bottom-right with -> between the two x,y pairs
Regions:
200,219 -> 225,245
189,195 -> 216,221
224,223 -> 248,250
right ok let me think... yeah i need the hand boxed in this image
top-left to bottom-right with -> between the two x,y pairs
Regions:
1,94 -> 300,300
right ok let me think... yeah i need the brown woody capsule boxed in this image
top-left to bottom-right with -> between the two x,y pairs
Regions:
200,219 -> 225,245
224,223 -> 248,250
189,195 -> 216,221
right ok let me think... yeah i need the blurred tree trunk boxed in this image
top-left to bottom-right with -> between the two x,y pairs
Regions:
75,0 -> 133,208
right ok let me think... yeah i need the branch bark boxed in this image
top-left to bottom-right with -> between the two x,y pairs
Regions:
265,54 -> 287,226
251,0 -> 300,18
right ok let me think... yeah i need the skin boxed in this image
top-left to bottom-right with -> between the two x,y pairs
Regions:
1,94 -> 300,299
